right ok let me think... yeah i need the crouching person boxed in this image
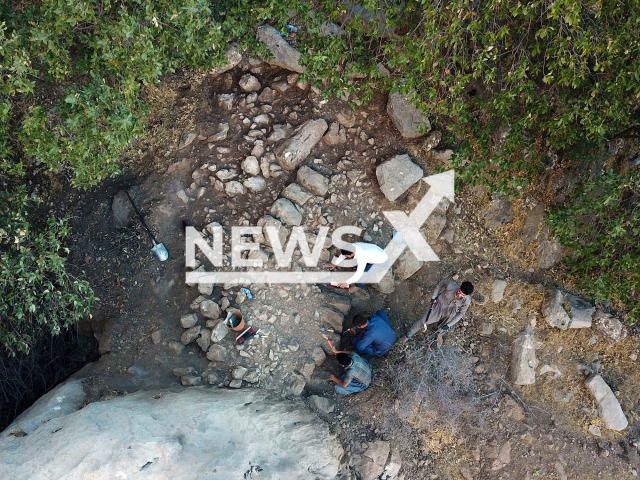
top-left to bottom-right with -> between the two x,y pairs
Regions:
352,310 -> 396,356
329,352 -> 372,395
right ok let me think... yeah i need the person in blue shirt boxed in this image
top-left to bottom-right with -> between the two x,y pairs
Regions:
351,310 -> 396,356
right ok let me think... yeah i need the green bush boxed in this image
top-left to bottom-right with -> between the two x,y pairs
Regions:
0,187 -> 97,355
548,170 -> 640,321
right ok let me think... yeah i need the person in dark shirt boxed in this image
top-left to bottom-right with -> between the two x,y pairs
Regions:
351,310 -> 396,356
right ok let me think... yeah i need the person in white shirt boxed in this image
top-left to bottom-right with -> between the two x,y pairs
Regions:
328,242 -> 389,292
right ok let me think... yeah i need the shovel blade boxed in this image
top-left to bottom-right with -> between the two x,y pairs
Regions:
151,243 -> 169,261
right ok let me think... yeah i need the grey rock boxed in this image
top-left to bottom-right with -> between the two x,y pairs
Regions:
255,215 -> 289,248
207,123 -> 229,142
424,214 -> 447,242
351,440 -> 391,480
242,156 -> 261,175
477,322 -> 494,336
239,74 -> 261,92
267,123 -> 291,143
387,92 -> 430,138
297,358 -> 316,381
151,330 -> 162,344
196,328 -> 212,352
510,325 -> 538,385
372,269 -> 395,294
286,373 -> 306,395
254,114 -> 270,126
200,300 -> 221,320
323,122 -> 346,145
210,46 -> 242,77
210,321 -> 229,343
297,165 -> 329,196
180,326 -> 202,345
492,279 -> 507,303
178,132 -> 197,149
376,154 -> 423,201
244,371 -> 259,384
272,81 -> 289,92
324,292 -> 351,314
207,372 -> 220,385
336,110 -> 357,128
111,190 -> 134,228
484,195 -> 513,229
198,281 -> 214,296
244,176 -> 266,192
394,250 -> 423,280
225,181 -> 246,197
270,198 -> 302,226
310,395 -> 335,414
232,366 -> 248,380
312,346 -> 327,366
431,149 -> 454,167
247,248 -> 269,266
422,131 -> 442,151
256,26 -> 306,73
258,87 -> 275,103
585,374 -> 628,430
317,307 -> 344,331
181,375 -> 202,386
216,169 -> 238,181
172,367 -> 196,377
218,93 -> 234,110
206,344 -> 228,362
593,309 -> 627,342
180,313 -> 198,329
282,183 -> 313,206
168,341 -> 185,355
229,379 -> 243,389
543,289 -> 571,330
538,239 -> 563,269
275,119 -> 328,171
383,447 -> 402,480
565,293 -> 594,328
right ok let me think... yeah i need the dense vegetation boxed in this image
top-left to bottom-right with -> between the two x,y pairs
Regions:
0,0 -> 638,353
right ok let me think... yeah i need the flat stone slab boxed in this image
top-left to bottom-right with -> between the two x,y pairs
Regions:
376,154 -> 423,201
585,374 -> 628,430
257,25 -> 306,73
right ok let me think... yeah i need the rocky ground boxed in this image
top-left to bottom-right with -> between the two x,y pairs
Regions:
21,32 -> 640,480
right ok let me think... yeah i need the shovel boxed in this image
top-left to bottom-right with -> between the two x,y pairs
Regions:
124,190 -> 169,262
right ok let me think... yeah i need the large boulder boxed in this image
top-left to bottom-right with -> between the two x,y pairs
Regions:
256,25 -> 306,73
386,92 -> 430,139
510,325 -> 538,385
584,374 -> 628,430
275,119 -> 328,171
0,388 -> 343,479
317,307 -> 344,332
376,154 -> 423,201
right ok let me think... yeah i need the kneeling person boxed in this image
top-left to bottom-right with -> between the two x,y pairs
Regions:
329,352 -> 372,395
352,310 -> 396,356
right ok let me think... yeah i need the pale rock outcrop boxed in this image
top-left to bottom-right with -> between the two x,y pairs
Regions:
0,388 -> 343,479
